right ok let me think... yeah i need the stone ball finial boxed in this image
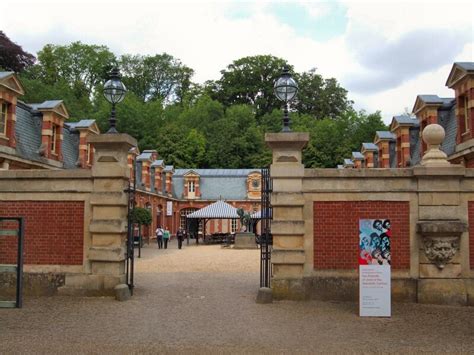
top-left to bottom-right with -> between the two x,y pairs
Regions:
422,123 -> 445,146
420,123 -> 450,167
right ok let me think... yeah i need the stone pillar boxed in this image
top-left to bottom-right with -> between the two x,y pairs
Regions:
265,132 -> 309,300
60,133 -> 137,296
415,124 -> 470,305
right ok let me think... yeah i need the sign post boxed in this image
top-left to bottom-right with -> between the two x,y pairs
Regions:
359,219 -> 391,317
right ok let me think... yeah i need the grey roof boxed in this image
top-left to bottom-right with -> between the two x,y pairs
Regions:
362,142 -> 378,151
336,164 -> 344,169
439,104 -> 457,156
455,62 -> 474,71
352,151 -> 364,160
417,95 -> 454,105
29,100 -> 63,110
137,152 -> 153,161
62,127 -> 79,168
409,127 -> 421,166
164,165 -> 174,173
0,71 -> 14,79
151,159 -> 165,167
376,131 -> 396,140
343,159 -> 354,166
393,115 -> 419,126
174,169 -> 260,177
389,141 -> 396,168
66,119 -> 96,130
186,200 -> 239,219
14,104 -> 42,162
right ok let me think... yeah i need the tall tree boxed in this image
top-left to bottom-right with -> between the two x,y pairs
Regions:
35,42 -> 116,95
120,54 -> 194,103
0,31 -> 35,72
295,69 -> 353,120
211,55 -> 291,118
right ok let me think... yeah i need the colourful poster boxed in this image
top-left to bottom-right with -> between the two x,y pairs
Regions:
359,219 -> 391,317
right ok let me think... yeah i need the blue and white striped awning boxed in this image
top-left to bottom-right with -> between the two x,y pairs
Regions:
186,200 -> 239,219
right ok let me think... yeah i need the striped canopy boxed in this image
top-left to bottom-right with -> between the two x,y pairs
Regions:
186,200 -> 239,219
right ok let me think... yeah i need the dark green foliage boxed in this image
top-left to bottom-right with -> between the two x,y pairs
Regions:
12,35 -> 385,169
130,207 -> 152,226
0,31 -> 35,72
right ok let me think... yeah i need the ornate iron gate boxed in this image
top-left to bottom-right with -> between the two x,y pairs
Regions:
124,158 -> 136,295
260,167 -> 272,288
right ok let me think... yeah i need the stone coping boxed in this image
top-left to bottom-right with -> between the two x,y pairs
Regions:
88,133 -> 137,147
0,169 -> 92,179
416,220 -> 468,234
304,168 -> 413,178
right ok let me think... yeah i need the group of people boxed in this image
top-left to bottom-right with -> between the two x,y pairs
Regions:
359,219 -> 391,266
155,226 -> 187,250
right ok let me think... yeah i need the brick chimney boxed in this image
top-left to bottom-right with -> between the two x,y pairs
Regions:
374,131 -> 396,168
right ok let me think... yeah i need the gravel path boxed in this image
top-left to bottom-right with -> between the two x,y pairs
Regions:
1,239 -> 474,354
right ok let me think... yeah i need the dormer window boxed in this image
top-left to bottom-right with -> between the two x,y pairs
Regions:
0,102 -> 7,135
188,180 -> 195,193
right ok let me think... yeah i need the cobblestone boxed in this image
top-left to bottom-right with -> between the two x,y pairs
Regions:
1,240 -> 474,354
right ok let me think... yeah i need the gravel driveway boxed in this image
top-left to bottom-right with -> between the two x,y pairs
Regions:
1,239 -> 474,354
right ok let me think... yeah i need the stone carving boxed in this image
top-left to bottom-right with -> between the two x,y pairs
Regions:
422,236 -> 459,269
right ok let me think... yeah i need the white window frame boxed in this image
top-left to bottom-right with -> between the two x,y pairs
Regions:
51,124 -> 58,153
188,180 -> 195,193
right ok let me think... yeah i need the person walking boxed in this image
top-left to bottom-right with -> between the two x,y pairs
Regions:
177,228 -> 185,249
163,227 -> 170,249
155,226 -> 163,249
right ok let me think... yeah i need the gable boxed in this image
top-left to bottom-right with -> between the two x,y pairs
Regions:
0,73 -> 25,96
446,63 -> 473,88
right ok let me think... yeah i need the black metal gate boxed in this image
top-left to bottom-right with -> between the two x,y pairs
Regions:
0,217 -> 24,308
260,167 -> 272,288
124,160 -> 136,295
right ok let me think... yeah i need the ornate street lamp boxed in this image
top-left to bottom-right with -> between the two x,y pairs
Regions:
274,66 -> 298,132
103,67 -> 127,133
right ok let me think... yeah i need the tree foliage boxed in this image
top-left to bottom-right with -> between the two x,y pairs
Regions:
8,33 -> 386,169
0,31 -> 35,72
131,207 -> 152,226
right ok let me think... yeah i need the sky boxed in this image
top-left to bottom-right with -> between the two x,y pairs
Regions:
2,0 -> 473,123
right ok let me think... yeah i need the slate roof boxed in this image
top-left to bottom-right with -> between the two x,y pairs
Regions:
376,131 -> 396,140
137,152 -> 153,161
0,71 -> 14,79
343,159 -> 354,166
455,62 -> 474,71
62,127 -> 79,168
362,143 -> 378,151
409,127 -> 421,166
164,165 -> 174,173
29,100 -> 63,110
172,169 -> 261,200
66,119 -> 96,130
151,160 -> 165,167
352,151 -> 364,160
439,104 -> 457,156
393,115 -> 419,126
389,141 -> 396,168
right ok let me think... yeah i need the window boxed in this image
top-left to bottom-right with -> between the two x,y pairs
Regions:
0,103 -> 7,135
231,219 -> 237,233
86,144 -> 91,164
188,180 -> 195,193
252,179 -> 260,189
180,208 -> 198,229
51,124 -> 58,153
464,95 -> 470,133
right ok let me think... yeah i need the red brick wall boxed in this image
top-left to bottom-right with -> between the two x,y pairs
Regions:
313,201 -> 410,270
469,202 -> 474,270
0,201 -> 84,265
466,158 -> 474,168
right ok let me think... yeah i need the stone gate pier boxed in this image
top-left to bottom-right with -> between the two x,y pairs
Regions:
266,125 -> 474,306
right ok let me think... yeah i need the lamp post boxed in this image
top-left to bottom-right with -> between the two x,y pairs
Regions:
274,66 -> 298,132
103,67 -> 127,134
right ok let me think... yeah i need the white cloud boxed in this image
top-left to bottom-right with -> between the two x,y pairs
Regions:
2,0 -> 473,123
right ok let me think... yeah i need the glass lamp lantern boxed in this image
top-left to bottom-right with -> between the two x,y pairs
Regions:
103,67 -> 127,133
274,67 -> 298,132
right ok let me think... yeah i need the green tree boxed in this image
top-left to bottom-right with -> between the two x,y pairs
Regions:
131,207 -> 152,226
211,55 -> 291,118
120,53 -> 194,103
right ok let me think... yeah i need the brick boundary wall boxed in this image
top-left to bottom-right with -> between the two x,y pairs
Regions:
313,201 -> 410,270
469,201 -> 474,270
0,201 -> 84,265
